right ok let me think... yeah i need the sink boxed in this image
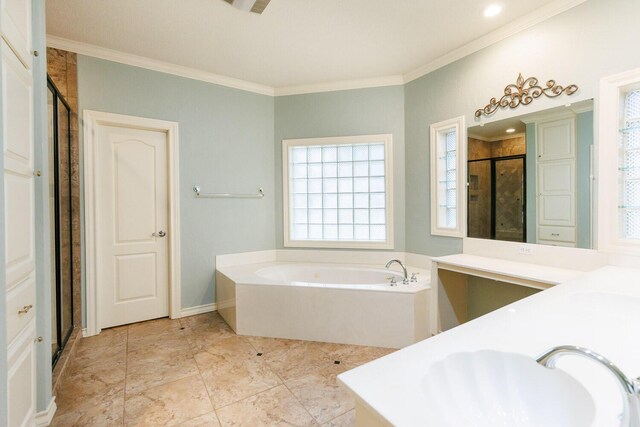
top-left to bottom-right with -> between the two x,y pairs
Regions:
422,350 -> 595,427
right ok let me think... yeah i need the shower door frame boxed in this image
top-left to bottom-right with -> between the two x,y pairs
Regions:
467,154 -> 527,242
48,76 -> 74,367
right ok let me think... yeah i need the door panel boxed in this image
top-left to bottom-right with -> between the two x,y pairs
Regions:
2,41 -> 34,290
7,322 -> 36,427
537,118 -> 574,161
114,140 -> 157,243
115,253 -> 157,302
97,124 -> 169,328
0,0 -> 32,68
538,160 -> 575,226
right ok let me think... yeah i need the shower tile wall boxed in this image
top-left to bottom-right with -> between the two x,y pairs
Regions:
467,136 -> 525,240
47,47 -> 82,395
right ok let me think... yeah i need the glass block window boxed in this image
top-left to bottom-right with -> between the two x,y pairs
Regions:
283,135 -> 392,248
430,116 -> 464,238
438,130 -> 458,229
620,90 -> 640,239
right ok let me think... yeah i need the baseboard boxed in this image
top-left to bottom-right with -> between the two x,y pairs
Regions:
35,397 -> 56,426
180,303 -> 217,318
81,328 -> 88,337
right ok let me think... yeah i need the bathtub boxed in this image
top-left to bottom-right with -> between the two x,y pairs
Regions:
215,261 -> 431,349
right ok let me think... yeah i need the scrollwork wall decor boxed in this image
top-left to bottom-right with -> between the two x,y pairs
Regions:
475,74 -> 579,118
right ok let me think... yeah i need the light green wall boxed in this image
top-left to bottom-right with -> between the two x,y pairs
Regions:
525,123 -> 536,243
405,0 -> 640,255
274,86 -> 406,250
577,111 -> 594,249
77,57 -> 276,315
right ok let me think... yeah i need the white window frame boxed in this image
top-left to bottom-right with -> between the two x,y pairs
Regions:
598,67 -> 640,254
282,134 -> 394,249
430,116 -> 466,238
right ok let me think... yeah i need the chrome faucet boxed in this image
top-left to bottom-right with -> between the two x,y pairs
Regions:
385,259 -> 408,284
537,345 -> 640,427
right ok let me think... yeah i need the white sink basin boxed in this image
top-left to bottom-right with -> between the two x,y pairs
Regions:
422,350 -> 595,427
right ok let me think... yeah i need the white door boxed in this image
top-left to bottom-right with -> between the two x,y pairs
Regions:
2,38 -> 36,427
537,160 -> 576,227
96,124 -> 169,328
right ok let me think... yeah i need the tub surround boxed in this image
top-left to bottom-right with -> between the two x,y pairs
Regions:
339,265 -> 640,426
215,250 -> 432,348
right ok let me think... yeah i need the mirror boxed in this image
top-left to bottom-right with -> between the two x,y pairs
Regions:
467,100 -> 594,249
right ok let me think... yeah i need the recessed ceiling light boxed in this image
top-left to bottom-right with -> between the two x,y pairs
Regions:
506,128 -> 516,133
484,4 -> 502,17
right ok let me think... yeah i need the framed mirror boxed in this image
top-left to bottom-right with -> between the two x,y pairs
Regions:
467,100 -> 594,249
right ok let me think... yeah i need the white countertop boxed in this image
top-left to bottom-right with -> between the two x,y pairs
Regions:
338,266 -> 640,426
432,253 -> 585,286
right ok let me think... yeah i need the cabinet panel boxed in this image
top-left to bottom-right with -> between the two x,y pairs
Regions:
536,118 -> 575,161
539,225 -> 576,243
2,41 -> 34,289
6,274 -> 35,344
538,160 -> 575,227
0,0 -> 32,68
7,321 -> 36,427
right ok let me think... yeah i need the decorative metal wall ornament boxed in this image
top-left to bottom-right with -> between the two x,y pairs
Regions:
475,74 -> 579,118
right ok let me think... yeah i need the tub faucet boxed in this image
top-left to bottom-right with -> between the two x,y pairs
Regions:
385,259 -> 408,283
537,345 -> 640,427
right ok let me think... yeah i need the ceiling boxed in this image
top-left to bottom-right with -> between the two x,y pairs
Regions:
46,0 -> 581,91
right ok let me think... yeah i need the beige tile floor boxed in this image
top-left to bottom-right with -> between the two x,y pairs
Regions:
51,312 -> 395,426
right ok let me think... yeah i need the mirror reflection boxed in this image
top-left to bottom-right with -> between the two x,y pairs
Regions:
467,100 -> 594,249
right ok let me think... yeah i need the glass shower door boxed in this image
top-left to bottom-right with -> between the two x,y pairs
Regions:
494,158 -> 525,242
49,77 -> 74,366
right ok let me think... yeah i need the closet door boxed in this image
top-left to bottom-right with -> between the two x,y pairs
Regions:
0,0 -> 33,67
2,25 -> 36,427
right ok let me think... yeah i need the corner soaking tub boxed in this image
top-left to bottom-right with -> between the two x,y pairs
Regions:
215,262 -> 431,348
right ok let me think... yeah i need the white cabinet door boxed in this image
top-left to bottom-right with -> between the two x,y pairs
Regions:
536,118 -> 575,161
537,160 -> 576,227
7,321 -> 36,427
2,40 -> 34,294
0,0 -> 32,68
2,36 -> 36,427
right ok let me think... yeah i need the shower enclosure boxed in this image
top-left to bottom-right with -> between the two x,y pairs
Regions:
48,77 -> 74,366
467,155 -> 526,242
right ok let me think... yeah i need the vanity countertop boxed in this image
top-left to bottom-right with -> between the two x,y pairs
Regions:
432,253 -> 586,286
338,265 -> 640,426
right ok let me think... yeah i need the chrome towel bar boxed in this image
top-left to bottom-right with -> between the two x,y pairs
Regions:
193,185 -> 264,199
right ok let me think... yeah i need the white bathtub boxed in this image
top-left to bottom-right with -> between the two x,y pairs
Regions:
215,261 -> 431,348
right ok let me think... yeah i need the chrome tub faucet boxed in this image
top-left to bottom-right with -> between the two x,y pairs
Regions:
385,259 -> 408,284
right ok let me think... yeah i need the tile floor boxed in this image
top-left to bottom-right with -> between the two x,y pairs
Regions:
51,312 -> 395,426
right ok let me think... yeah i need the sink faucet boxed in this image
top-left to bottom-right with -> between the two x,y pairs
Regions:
537,345 -> 640,427
385,259 -> 408,283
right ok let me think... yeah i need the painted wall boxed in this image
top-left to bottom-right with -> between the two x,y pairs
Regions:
525,123 -> 536,243
577,111 -> 594,249
77,57 -> 275,313
274,86 -> 406,250
405,0 -> 640,255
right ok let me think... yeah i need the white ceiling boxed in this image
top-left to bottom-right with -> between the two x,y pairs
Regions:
45,0 -> 581,91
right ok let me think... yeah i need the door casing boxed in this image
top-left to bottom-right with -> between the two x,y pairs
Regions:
83,110 -> 181,337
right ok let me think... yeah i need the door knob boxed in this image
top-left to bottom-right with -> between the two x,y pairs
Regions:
152,231 -> 166,237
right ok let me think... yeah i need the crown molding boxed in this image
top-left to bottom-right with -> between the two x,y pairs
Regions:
47,0 -> 588,97
403,0 -> 589,83
46,35 -> 275,96
274,75 -> 404,96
